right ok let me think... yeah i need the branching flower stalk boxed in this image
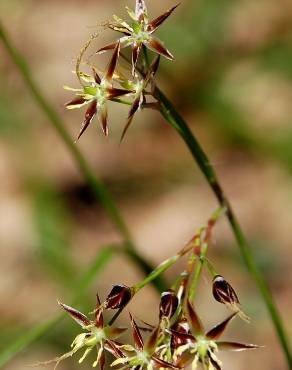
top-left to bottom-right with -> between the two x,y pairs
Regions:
36,207 -> 260,370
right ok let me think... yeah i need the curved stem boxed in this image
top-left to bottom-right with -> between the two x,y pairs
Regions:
0,21 -> 167,293
154,87 -> 292,368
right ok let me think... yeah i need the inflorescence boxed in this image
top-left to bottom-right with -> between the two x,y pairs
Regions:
64,0 -> 179,141
38,207 -> 259,370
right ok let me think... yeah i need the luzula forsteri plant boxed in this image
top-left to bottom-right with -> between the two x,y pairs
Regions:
39,1 -> 260,369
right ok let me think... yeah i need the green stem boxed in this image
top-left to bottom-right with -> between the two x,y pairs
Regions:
188,245 -> 207,302
0,21 -> 167,293
204,258 -> 219,278
109,255 -> 181,326
110,244 -> 197,326
188,207 -> 225,301
154,87 -> 292,368
124,243 -> 167,292
133,254 -> 180,293
110,208 -> 224,325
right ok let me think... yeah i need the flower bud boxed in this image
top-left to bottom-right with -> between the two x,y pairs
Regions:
212,275 -> 239,305
212,275 -> 250,322
159,289 -> 179,320
105,284 -> 132,309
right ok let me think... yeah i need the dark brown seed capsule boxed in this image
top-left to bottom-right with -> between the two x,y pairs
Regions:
212,275 -> 240,305
105,284 -> 132,309
159,289 -> 179,320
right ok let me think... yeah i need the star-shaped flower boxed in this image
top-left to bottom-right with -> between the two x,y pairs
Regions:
110,313 -> 178,370
97,0 -> 179,73
65,42 -> 131,139
117,55 -> 160,141
47,295 -> 127,369
170,300 -> 259,370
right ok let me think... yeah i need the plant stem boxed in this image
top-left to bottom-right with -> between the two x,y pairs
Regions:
109,209 -> 224,326
109,253 -> 182,326
204,257 -> 219,278
108,255 -> 181,326
133,255 -> 180,293
0,21 -> 166,293
188,243 -> 206,302
154,87 -> 292,368
188,207 -> 225,301
131,207 -> 226,294
124,244 -> 167,293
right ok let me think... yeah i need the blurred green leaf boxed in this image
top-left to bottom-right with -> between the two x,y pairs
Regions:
199,87 -> 292,171
160,0 -> 233,60
258,43 -> 292,79
32,184 -> 75,285
0,245 -> 115,368
0,92 -> 28,138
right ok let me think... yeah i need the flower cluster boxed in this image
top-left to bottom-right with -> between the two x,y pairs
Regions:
64,0 -> 178,141
40,210 -> 259,370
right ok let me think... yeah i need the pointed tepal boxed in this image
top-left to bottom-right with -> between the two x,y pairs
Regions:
186,300 -> 204,336
129,313 -> 144,351
135,0 -> 147,22
77,100 -> 97,140
217,341 -> 260,351
147,37 -> 174,60
145,327 -> 159,354
147,4 -> 180,33
105,42 -> 121,82
58,301 -> 91,328
206,313 -> 237,340
95,293 -> 104,328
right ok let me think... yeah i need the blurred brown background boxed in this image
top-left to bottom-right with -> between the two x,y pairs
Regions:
1,0 -> 292,369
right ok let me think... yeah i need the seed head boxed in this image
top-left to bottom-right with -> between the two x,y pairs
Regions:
105,284 -> 132,309
159,289 -> 179,320
212,275 -> 250,322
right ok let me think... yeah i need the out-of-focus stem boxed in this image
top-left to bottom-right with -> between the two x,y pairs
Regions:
0,245 -> 115,367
